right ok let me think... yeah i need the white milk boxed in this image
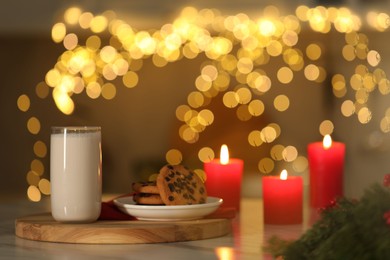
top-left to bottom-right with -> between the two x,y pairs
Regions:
50,127 -> 102,223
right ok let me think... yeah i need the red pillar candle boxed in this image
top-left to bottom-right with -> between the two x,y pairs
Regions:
307,134 -> 345,209
262,170 -> 303,225
204,145 -> 244,211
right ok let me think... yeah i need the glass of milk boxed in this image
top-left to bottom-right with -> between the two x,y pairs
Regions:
50,126 -> 102,223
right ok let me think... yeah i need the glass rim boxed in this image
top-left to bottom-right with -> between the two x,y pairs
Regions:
51,126 -> 101,134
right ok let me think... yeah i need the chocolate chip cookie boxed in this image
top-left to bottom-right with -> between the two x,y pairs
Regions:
133,192 -> 164,205
157,164 -> 207,205
132,181 -> 160,194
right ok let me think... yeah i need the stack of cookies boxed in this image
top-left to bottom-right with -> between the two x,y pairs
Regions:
132,164 -> 207,206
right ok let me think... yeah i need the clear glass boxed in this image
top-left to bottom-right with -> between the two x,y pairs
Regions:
50,126 -> 102,223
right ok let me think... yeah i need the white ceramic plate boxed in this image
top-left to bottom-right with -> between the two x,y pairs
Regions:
113,196 -> 223,221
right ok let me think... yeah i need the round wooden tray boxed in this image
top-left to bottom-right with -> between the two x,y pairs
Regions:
15,213 -> 232,244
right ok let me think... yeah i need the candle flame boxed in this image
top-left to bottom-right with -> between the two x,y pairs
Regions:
220,144 -> 229,165
323,134 -> 332,149
280,169 -> 288,180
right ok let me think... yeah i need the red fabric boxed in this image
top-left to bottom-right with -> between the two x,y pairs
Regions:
98,193 -> 136,221
98,193 -> 237,221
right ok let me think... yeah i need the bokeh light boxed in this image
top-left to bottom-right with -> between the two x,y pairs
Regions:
165,149 -> 183,165
198,147 -> 215,163
319,120 -> 334,136
31,159 -> 44,176
33,141 -> 47,158
17,95 -> 30,112
258,157 -> 275,174
27,117 -> 41,134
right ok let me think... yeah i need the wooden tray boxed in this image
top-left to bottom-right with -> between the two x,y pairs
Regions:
15,213 -> 232,244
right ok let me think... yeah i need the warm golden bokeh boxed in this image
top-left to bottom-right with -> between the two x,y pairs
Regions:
319,120 -> 334,136
18,5 -> 390,201
165,149 -> 183,165
17,95 -> 30,112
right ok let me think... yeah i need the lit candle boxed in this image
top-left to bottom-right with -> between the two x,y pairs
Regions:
307,134 -> 346,208
204,145 -> 244,211
262,170 -> 303,225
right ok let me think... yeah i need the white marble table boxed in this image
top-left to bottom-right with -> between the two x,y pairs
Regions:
0,196 -> 310,259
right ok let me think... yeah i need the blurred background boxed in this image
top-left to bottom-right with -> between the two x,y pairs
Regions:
2,0 -> 390,202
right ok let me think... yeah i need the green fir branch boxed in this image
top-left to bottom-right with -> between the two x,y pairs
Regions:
266,184 -> 390,260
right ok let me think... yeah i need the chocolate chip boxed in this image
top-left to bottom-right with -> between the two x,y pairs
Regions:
168,195 -> 175,201
168,183 -> 175,192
